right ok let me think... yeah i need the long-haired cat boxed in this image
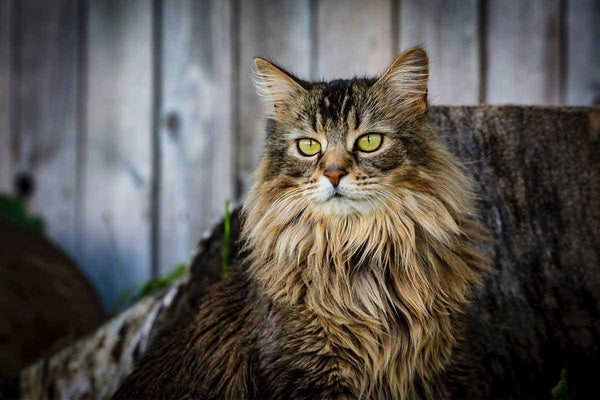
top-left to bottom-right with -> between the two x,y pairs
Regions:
113,46 -> 489,399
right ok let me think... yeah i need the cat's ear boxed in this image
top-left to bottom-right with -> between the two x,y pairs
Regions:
253,58 -> 307,116
372,46 -> 429,115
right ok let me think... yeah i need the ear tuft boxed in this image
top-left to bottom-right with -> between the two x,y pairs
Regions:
373,46 -> 429,115
252,58 -> 307,115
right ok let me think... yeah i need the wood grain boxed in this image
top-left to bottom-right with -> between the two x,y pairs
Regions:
17,0 -> 80,256
435,105 -> 600,398
485,0 -> 562,104
566,0 -> 600,105
399,0 -> 480,104
316,0 -> 393,81
159,0 -> 235,275
238,0 -> 311,197
82,0 -> 154,310
0,0 -> 11,193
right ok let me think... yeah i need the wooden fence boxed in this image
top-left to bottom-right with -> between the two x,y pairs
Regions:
0,0 -> 598,310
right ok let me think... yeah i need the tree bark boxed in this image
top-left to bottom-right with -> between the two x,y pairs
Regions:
437,106 -> 600,399
7,106 -> 600,400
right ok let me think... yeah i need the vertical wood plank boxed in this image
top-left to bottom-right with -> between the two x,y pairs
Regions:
0,0 -> 11,193
316,0 -> 393,80
485,0 -> 562,105
399,0 -> 480,104
83,0 -> 153,310
18,0 -> 79,256
159,0 -> 235,275
566,0 -> 600,105
238,0 -> 311,197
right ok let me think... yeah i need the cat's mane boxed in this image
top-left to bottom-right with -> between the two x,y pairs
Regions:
242,125 -> 488,398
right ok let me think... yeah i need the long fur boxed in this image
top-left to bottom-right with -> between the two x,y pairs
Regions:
242,139 -> 488,399
113,47 -> 489,400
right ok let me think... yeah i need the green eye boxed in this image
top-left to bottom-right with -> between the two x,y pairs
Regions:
356,133 -> 383,152
297,138 -> 321,156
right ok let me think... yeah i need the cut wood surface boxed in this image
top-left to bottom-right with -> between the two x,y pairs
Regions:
436,105 -> 600,398
12,106 -> 600,399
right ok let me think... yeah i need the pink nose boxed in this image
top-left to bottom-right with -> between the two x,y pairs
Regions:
323,167 -> 348,187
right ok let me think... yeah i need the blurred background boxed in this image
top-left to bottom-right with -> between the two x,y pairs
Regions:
0,0 -> 598,317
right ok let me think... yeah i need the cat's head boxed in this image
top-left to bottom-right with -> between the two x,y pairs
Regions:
247,46 -> 453,219
243,47 -> 486,316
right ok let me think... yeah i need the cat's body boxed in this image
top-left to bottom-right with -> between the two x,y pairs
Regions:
112,262 -> 453,399
113,47 -> 489,399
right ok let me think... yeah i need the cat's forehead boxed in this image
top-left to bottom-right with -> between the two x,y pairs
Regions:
312,79 -> 373,110
307,78 -> 375,135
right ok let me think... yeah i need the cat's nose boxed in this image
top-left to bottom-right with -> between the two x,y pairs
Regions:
323,167 -> 348,187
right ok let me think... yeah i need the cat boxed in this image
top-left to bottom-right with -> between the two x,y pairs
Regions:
112,46 -> 489,399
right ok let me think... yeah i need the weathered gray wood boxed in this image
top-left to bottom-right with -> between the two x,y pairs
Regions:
485,0 -> 562,104
238,0 -> 311,197
316,0 -> 393,81
0,0 -> 11,193
399,0 -> 480,104
159,0 -> 235,275
566,0 -> 600,105
16,0 -> 80,257
82,0 -> 154,310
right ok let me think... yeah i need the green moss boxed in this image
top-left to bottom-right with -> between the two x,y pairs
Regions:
0,194 -> 45,232
113,264 -> 189,313
137,264 -> 189,299
551,368 -> 567,400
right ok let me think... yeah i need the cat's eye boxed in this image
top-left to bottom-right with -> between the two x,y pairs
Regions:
297,138 -> 321,156
356,133 -> 383,152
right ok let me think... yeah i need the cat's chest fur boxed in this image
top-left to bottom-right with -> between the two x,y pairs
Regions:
253,271 -> 424,400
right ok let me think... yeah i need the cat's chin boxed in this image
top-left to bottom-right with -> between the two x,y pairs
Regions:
316,197 -> 375,216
